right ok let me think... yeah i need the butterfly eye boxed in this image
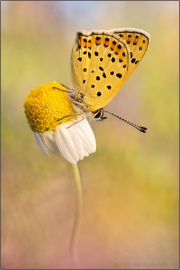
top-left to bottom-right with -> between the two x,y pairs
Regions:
93,109 -> 106,120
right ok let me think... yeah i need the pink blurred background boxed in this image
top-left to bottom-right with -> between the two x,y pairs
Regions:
2,1 -> 179,269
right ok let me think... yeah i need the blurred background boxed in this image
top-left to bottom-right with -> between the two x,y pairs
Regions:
1,1 -> 179,269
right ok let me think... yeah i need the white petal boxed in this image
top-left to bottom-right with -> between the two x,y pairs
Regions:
81,118 -> 96,152
42,131 -> 61,157
55,125 -> 77,164
65,116 -> 96,161
34,132 -> 49,156
71,124 -> 92,154
34,115 -> 96,164
72,117 -> 96,153
59,125 -> 80,161
67,124 -> 89,160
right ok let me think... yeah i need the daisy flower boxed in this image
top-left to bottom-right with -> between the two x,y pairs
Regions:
24,81 -> 96,164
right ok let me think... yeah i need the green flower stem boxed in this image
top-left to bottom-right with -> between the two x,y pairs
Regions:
69,163 -> 83,265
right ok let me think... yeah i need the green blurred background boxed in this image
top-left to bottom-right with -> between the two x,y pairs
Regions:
2,1 -> 179,269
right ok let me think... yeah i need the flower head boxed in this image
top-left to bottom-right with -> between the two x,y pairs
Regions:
24,82 -> 96,164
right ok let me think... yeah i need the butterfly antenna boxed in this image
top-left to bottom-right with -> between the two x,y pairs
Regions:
52,84 -> 73,94
103,110 -> 147,133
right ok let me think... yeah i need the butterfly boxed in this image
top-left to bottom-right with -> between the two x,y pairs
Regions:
69,28 -> 150,124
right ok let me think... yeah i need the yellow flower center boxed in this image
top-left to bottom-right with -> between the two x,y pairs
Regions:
24,81 -> 77,133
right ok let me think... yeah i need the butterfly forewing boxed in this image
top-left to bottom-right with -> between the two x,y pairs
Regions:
71,30 -> 130,112
112,28 -> 150,83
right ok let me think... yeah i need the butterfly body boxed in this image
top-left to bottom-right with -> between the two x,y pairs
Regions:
70,28 -> 150,118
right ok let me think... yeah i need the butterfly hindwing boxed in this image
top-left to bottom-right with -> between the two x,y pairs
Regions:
112,28 -> 150,83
